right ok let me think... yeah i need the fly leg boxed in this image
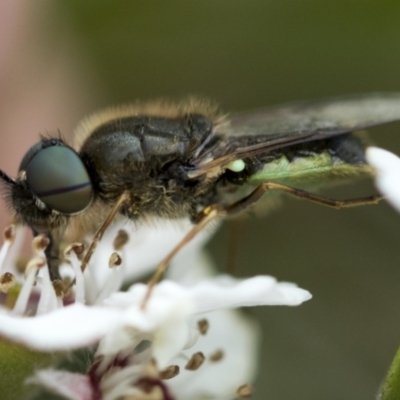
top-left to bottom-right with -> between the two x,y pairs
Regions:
65,192 -> 130,292
224,182 -> 383,214
80,191 -> 130,273
142,205 -> 223,308
142,182 -> 383,307
44,230 -> 64,282
149,206 -> 221,285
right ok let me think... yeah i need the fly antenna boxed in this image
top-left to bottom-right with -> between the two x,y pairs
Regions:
0,170 -> 16,186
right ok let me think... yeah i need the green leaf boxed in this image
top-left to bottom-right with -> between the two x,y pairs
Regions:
0,339 -> 59,400
380,345 -> 400,400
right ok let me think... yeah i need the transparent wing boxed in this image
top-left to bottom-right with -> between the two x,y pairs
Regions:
227,92 -> 400,139
189,93 -> 400,175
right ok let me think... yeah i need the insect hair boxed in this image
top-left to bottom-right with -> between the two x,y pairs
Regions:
73,97 -> 227,150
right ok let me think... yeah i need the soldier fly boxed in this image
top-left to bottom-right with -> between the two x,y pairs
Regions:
0,93 -> 399,290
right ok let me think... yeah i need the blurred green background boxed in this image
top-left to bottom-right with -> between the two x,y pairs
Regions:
3,1 -> 400,399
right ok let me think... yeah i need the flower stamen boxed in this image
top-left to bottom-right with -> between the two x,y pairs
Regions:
135,376 -> 175,400
64,243 -> 86,303
197,318 -> 209,335
30,235 -> 60,315
12,256 -> 44,315
185,351 -> 205,371
36,257 -> 58,315
237,384 -> 253,398
0,225 -> 16,273
113,229 -> 129,251
32,234 -> 50,255
159,365 -> 179,380
0,272 -> 16,293
96,252 -> 123,304
209,349 -> 224,362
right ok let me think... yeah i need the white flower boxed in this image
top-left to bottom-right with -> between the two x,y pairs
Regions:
27,273 -> 310,399
366,147 -> 400,212
0,220 -> 312,399
82,219 -> 215,304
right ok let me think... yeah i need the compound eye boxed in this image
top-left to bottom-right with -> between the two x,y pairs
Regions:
25,145 -> 93,214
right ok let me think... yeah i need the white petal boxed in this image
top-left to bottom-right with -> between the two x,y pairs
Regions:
153,317 -> 191,368
187,275 -> 312,314
101,271 -> 309,369
101,364 -> 143,400
0,304 -> 123,351
169,309 -> 259,400
366,146 -> 400,212
106,275 -> 310,315
105,273 -> 310,323
168,246 -> 216,284
168,246 -> 311,311
89,218 -> 215,287
100,283 -> 194,366
36,261 -> 59,315
28,369 -> 93,400
12,263 -> 38,315
96,326 -> 140,359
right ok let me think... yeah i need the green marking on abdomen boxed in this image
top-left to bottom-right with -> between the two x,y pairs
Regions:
248,152 -> 372,187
